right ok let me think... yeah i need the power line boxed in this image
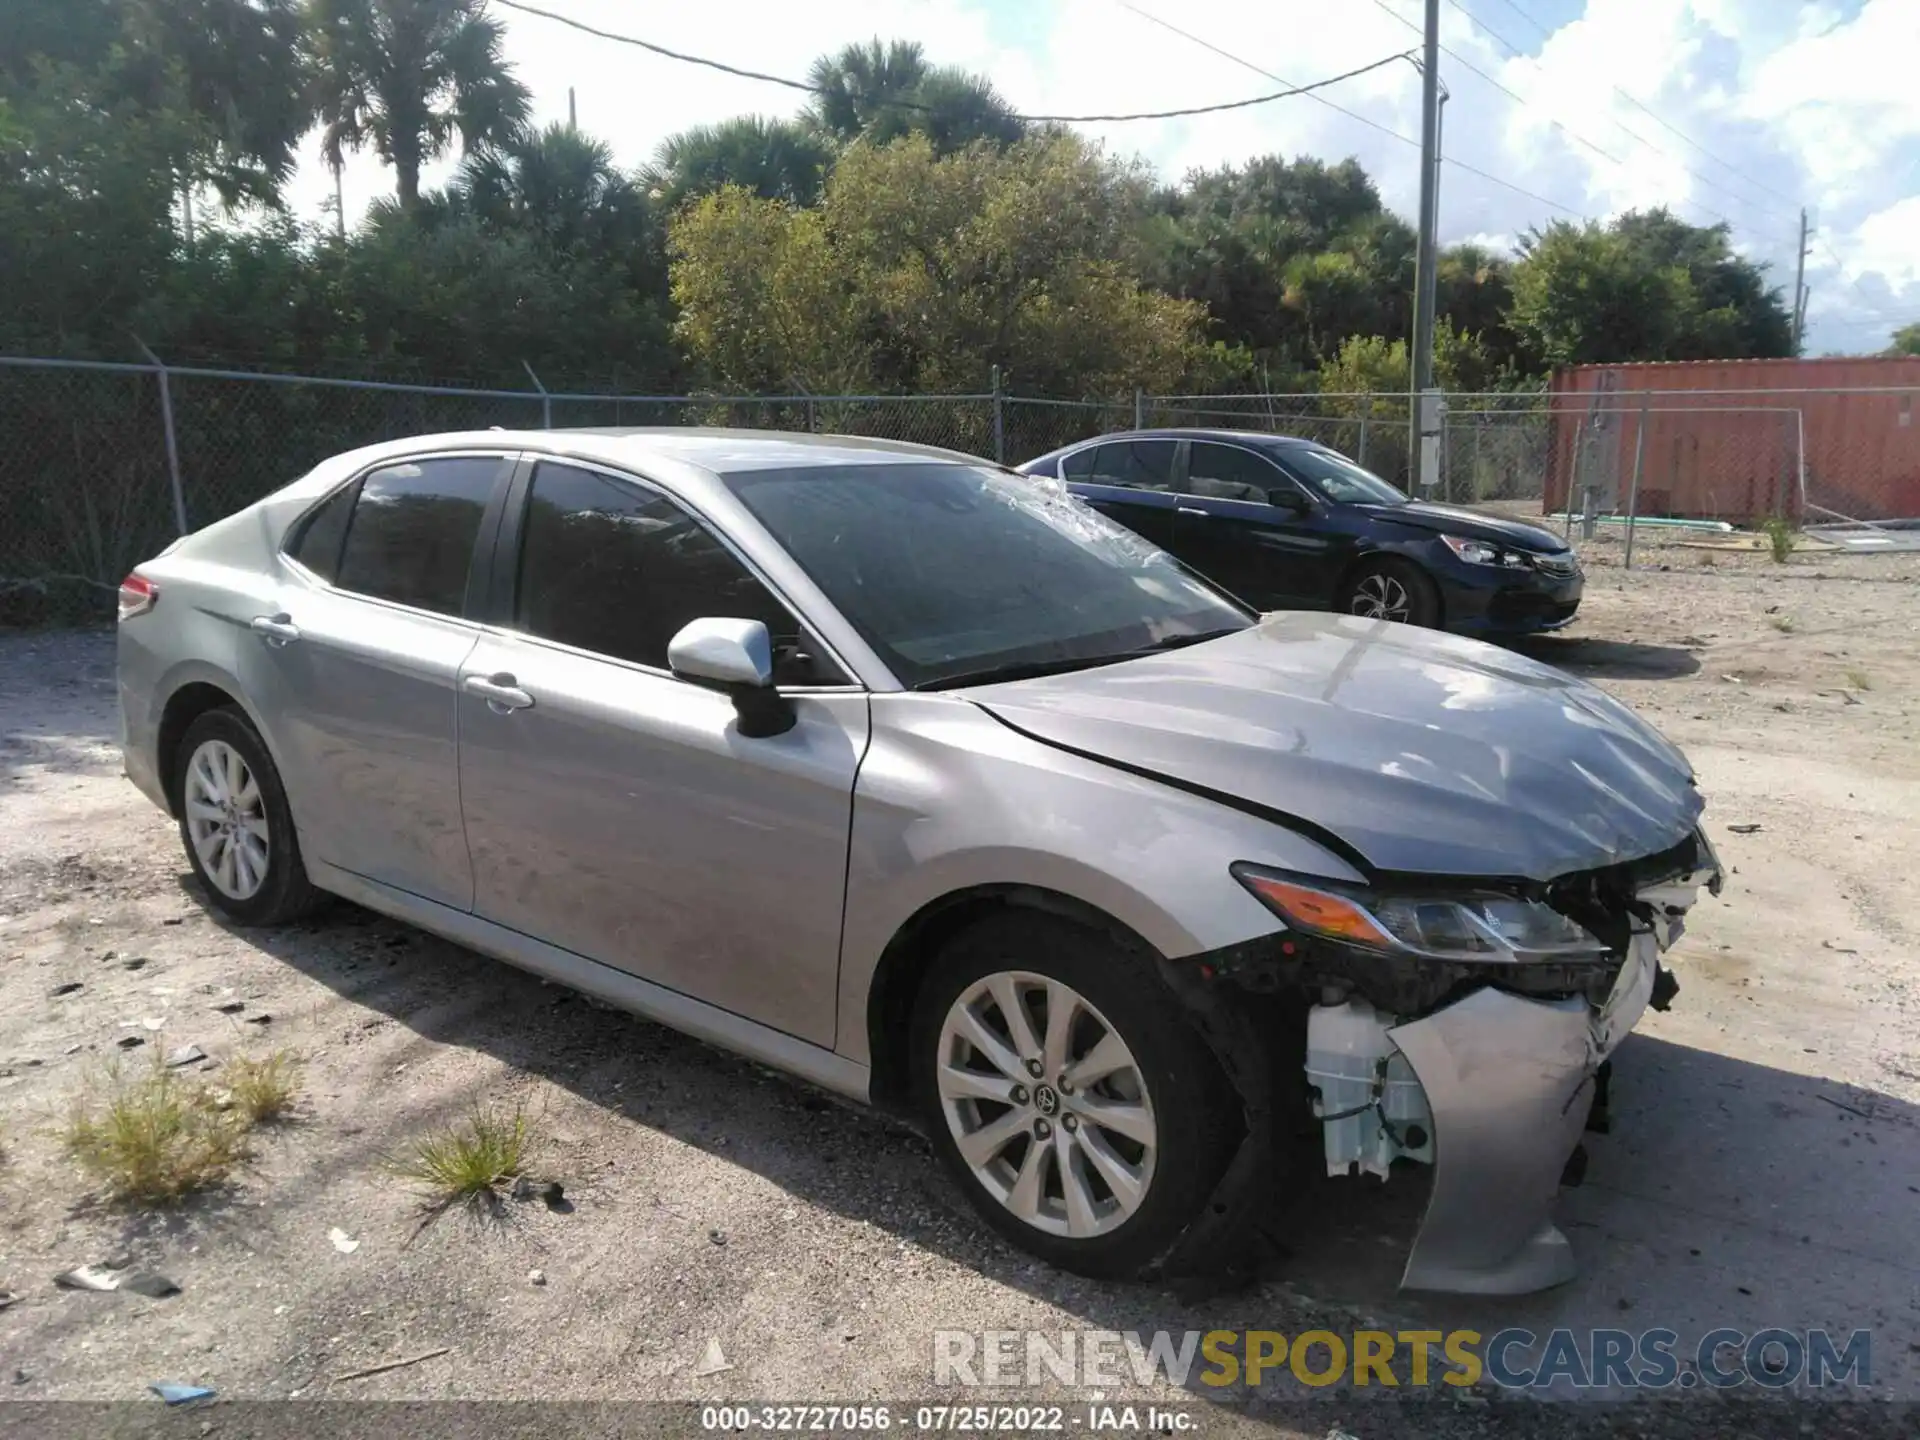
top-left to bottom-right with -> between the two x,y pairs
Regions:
491,0 -> 1412,124
1446,0 -> 1805,219
1368,0 -> 1625,165
1110,0 -> 1588,218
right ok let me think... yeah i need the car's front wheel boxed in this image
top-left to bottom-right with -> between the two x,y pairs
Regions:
912,911 -> 1235,1278
1339,556 -> 1440,627
173,707 -> 321,926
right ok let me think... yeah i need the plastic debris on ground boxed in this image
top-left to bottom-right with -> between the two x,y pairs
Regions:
149,1383 -> 216,1405
693,1337 -> 734,1378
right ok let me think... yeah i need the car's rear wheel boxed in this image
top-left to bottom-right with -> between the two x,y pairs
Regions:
911,911 -> 1235,1278
174,708 -> 321,926
1340,556 -> 1440,627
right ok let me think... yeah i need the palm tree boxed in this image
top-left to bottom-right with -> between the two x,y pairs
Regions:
806,39 -> 930,143
303,0 -> 530,212
458,122 -> 652,254
648,116 -> 835,209
121,0 -> 313,206
806,38 -> 1022,155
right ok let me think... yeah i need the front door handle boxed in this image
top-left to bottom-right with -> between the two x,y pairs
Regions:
464,672 -> 535,713
1176,506 -> 1210,518
250,614 -> 301,646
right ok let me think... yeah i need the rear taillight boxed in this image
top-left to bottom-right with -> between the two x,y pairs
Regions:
118,572 -> 158,621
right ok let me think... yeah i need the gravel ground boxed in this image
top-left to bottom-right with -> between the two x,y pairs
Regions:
1,543 -> 1916,1437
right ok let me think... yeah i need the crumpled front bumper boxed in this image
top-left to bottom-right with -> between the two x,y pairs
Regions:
1389,936 -> 1657,1293
1300,880 -> 1699,1295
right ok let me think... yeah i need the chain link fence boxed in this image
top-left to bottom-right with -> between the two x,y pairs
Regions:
4,353 -> 1916,625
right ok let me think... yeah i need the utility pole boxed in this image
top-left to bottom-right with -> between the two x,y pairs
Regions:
1791,207 -> 1811,352
568,87 -> 578,130
1409,0 -> 1442,490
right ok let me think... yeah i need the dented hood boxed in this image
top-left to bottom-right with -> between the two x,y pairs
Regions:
967,613 -> 1703,882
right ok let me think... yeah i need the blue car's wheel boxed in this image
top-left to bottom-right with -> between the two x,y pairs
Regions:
1340,557 -> 1440,627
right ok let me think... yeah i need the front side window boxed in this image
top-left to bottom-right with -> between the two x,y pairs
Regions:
721,463 -> 1251,689
1277,447 -> 1409,506
334,455 -> 502,615
1186,443 -> 1286,504
513,462 -> 842,683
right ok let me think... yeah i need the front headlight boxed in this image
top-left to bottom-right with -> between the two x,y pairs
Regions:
1232,863 -> 1611,962
1440,533 -> 1531,568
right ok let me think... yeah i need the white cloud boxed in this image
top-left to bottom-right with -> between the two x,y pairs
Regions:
280,0 -> 1920,355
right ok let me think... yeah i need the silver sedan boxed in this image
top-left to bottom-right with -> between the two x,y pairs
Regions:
116,430 -> 1721,1292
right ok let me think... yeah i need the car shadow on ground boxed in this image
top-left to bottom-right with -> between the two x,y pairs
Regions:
201,882 -> 1920,1419
1503,634 -> 1703,681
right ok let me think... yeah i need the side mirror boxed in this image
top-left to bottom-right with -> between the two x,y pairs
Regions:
1267,488 -> 1310,513
667,617 -> 795,738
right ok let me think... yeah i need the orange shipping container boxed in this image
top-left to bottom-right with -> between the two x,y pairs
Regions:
1544,357 -> 1920,525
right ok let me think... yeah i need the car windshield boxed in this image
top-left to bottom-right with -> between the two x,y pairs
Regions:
1278,446 -> 1409,506
720,463 -> 1252,689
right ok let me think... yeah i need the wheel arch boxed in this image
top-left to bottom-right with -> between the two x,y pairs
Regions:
862,884 -> 1159,1116
154,665 -> 276,817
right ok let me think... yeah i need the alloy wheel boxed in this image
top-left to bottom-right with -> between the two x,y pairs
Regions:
183,738 -> 270,901
936,971 -> 1157,1238
1349,571 -> 1412,622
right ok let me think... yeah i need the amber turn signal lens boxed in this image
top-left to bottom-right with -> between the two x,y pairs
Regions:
1237,874 -> 1396,949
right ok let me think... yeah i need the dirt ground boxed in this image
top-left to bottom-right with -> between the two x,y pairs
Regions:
1,542 -> 1916,1435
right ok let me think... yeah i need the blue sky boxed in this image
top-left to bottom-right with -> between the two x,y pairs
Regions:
290,0 -> 1920,356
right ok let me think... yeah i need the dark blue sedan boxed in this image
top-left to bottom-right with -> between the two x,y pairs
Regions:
1017,429 -> 1582,634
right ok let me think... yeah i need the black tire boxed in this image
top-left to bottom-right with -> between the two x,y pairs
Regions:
172,707 -> 322,926
1339,555 -> 1441,627
910,910 -> 1237,1279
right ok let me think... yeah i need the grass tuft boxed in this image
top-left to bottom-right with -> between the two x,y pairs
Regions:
1761,515 -> 1794,563
1845,666 -> 1872,691
224,1050 -> 302,1125
64,1061 -> 246,1205
1769,614 -> 1795,633
385,1105 -> 530,1210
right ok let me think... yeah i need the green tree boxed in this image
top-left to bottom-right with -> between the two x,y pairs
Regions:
670,134 -> 1203,398
1510,209 -> 1793,366
806,39 -> 1022,155
649,116 -> 834,209
0,64 -> 199,352
457,122 -> 654,258
304,0 -> 530,211
1136,156 -> 1427,375
670,189 -> 870,394
1886,322 -> 1920,357
121,0 -> 312,206
2,0 -> 312,211
1509,221 -> 1687,366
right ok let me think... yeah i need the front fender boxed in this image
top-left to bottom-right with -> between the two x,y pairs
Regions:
833,694 -> 1364,1062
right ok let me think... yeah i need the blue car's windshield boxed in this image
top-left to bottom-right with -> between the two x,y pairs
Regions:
1279,446 -> 1410,506
721,463 -> 1252,689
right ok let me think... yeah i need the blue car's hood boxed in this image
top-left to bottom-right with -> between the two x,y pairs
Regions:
967,612 -> 1703,882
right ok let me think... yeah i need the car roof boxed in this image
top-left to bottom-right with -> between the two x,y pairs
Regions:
1059,428 -> 1322,449
334,426 -> 996,476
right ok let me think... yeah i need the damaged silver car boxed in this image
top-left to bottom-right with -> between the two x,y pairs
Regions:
115,430 -> 1722,1294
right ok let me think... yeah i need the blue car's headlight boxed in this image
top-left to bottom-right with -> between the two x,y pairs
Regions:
1440,534 -> 1532,568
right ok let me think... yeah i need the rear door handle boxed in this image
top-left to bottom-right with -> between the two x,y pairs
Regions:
1176,506 -> 1210,518
464,673 -> 534,713
250,614 -> 301,646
